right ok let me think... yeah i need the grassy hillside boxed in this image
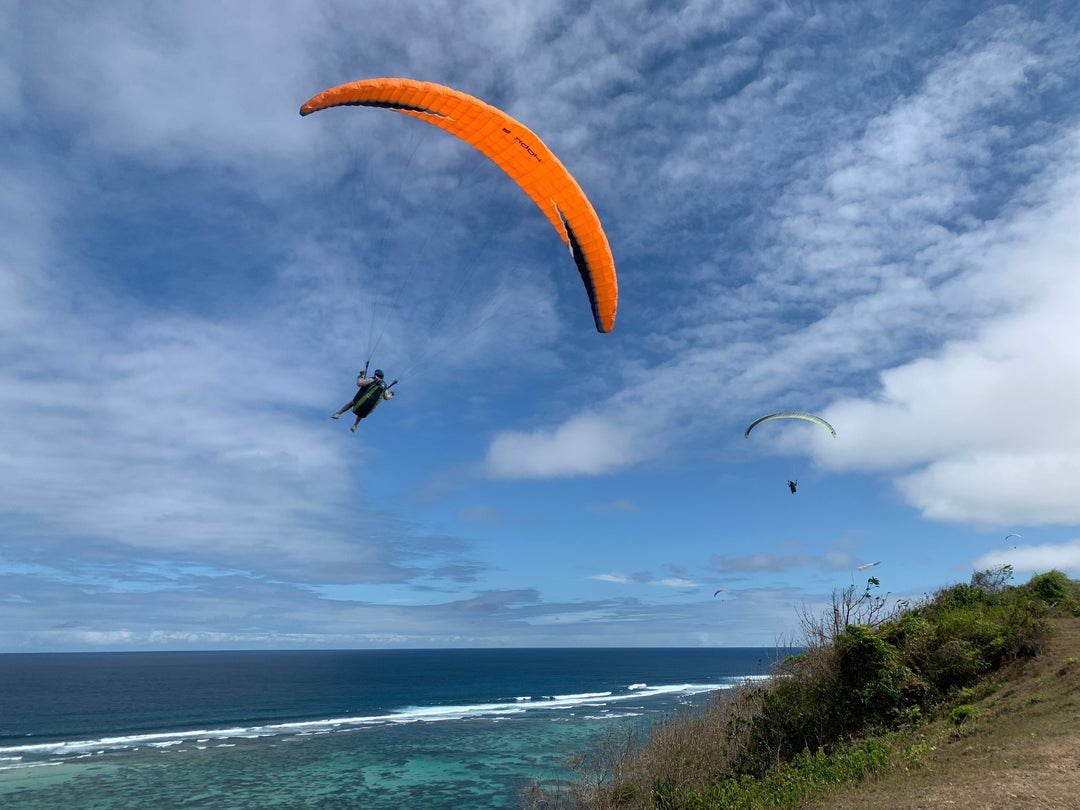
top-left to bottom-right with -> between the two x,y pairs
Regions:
522,569 -> 1080,810
802,613 -> 1080,809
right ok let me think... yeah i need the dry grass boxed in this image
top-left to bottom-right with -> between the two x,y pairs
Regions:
799,616 -> 1080,810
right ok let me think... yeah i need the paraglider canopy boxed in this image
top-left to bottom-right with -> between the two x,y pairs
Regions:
713,589 -> 725,597
745,412 -> 837,439
300,78 -> 618,333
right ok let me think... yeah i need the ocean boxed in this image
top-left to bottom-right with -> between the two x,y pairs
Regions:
0,648 -> 773,809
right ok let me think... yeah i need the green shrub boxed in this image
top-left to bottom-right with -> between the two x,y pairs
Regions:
938,583 -> 990,609
834,624 -> 913,730
1026,571 -> 1071,604
949,704 -> 974,727
880,610 -> 929,647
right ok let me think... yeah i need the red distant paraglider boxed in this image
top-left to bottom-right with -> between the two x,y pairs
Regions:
713,589 -> 725,597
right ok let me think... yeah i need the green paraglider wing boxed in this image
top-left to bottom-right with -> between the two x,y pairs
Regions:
744,412 -> 837,439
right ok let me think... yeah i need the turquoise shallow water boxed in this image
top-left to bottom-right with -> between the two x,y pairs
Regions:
0,648 -> 773,809
2,719 -> 612,809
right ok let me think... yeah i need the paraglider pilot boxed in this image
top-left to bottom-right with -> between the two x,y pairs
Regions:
787,480 -> 798,494
332,369 -> 395,432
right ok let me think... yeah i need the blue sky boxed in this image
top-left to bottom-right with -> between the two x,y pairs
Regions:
3,0 -> 1080,651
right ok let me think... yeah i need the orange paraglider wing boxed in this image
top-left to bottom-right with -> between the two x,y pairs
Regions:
300,78 -> 618,333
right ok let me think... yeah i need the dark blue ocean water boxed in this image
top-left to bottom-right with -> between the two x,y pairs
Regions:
0,648 -> 773,809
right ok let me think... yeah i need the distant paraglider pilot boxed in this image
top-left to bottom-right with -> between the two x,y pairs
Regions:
332,369 -> 395,432
787,480 -> 798,494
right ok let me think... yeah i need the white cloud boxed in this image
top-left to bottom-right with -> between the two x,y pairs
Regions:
973,539 -> 1080,575
815,144 -> 1080,524
591,573 -> 701,589
24,3 -> 325,169
486,413 -> 647,478
898,453 -> 1080,525
712,550 -> 857,573
0,258 -> 476,586
655,577 -> 700,588
591,573 -> 632,584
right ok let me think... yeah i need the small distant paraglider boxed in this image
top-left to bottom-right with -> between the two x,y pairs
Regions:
857,561 -> 882,571
745,412 -> 835,494
1004,533 -> 1021,541
713,589 -> 725,597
